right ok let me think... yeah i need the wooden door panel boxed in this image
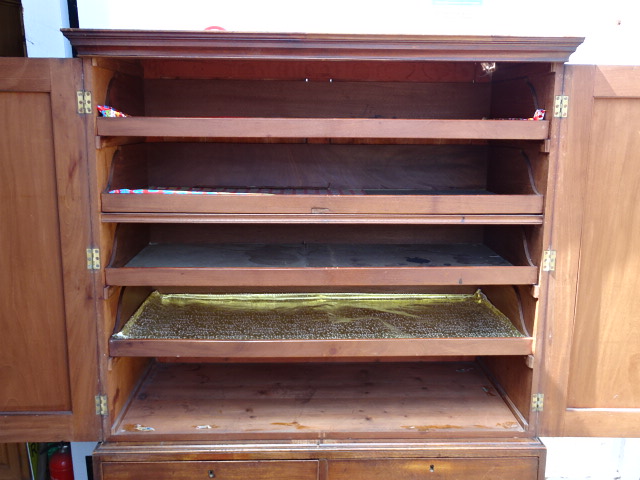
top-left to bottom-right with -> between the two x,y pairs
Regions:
0,59 -> 100,441
541,65 -> 640,436
566,97 -> 640,409
0,91 -> 71,412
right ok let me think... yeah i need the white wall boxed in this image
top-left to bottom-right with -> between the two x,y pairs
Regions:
74,0 -> 640,64
543,437 -> 640,480
22,0 -> 72,57
26,0 -> 640,63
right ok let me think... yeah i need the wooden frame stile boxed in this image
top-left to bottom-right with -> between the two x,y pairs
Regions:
525,61 -> 570,436
81,55 -> 151,439
0,58 -> 100,441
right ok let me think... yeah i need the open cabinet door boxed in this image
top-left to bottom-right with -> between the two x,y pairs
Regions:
541,65 -> 640,436
0,59 -> 100,441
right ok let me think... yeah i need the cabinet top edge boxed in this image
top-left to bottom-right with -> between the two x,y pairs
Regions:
62,29 -> 584,62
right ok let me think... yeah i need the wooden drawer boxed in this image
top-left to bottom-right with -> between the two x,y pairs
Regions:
328,458 -> 539,480
101,460 -> 318,480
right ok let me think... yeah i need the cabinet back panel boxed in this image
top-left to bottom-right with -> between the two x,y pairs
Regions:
490,63 -> 556,120
142,59 -> 486,82
141,143 -> 488,192
145,224 -> 485,245
144,79 -> 491,119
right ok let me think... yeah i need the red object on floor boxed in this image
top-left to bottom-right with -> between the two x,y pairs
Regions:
50,445 -> 74,480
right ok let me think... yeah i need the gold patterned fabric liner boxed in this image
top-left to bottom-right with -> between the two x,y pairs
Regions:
113,290 -> 524,341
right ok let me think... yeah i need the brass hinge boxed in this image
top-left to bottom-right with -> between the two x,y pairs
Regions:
554,95 -> 569,118
95,395 -> 108,416
531,393 -> 544,412
77,90 -> 92,114
86,248 -> 101,270
542,250 -> 556,272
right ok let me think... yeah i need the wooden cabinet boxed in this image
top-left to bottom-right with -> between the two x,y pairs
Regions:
2,29 -> 639,478
62,31 -> 577,447
0,444 -> 30,480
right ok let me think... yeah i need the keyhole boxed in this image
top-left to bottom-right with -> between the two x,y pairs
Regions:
430,464 -> 435,473
208,470 -> 215,478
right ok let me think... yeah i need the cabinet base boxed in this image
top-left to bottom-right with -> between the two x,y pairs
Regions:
94,439 -> 546,480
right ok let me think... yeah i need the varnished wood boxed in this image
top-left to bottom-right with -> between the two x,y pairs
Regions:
329,457 -> 539,480
0,444 -> 29,480
110,338 -> 533,359
101,213 -> 544,225
0,59 -> 100,441
0,81 -> 71,412
102,194 -> 543,216
0,34 -> 592,460
0,59 -> 51,92
63,29 -> 583,62
141,59 -> 486,82
109,362 -> 525,441
114,143 -> 492,192
541,65 -> 640,436
563,70 -> 640,434
104,237 -> 538,287
482,286 -> 531,336
106,265 -> 538,287
102,460 -> 318,480
102,141 -> 543,216
490,69 -> 557,120
91,437 -> 547,460
593,65 -> 640,97
104,223 -> 539,287
481,354 -> 534,432
144,79 -> 490,119
97,117 -> 550,140
92,439 -> 547,480
127,223 -> 487,245
567,95 -> 640,409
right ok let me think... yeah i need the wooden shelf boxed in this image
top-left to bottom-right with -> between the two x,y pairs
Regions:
101,191 -> 543,217
109,361 -> 526,441
96,117 -> 549,140
105,243 -> 538,287
101,213 -> 544,225
110,291 -> 532,359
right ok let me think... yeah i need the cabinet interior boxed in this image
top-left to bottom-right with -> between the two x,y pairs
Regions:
87,49 -> 560,443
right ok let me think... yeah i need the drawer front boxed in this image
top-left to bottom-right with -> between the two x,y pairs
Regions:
328,458 -> 539,480
102,460 -> 318,480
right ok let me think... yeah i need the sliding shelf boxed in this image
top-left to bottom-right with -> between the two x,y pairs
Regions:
101,191 -> 544,217
97,117 -> 549,140
100,213 -> 544,225
109,361 -> 526,440
105,243 -> 538,287
110,291 -> 532,359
